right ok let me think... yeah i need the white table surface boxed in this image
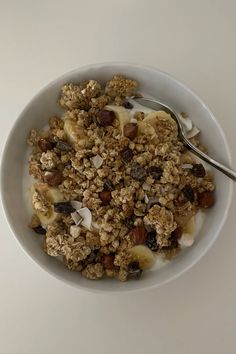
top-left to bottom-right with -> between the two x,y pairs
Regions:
0,1 -> 236,353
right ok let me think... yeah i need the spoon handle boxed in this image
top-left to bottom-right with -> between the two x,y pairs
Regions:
182,136 -> 236,180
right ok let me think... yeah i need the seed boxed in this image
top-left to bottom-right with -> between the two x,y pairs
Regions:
171,225 -> 183,239
103,179 -> 114,191
44,170 -> 63,186
32,225 -> 46,234
130,164 -> 146,180
124,123 -> 138,140
192,164 -> 206,177
148,166 -> 163,180
56,140 -> 72,152
182,185 -> 195,202
121,148 -> 133,163
198,191 -> 215,208
123,101 -> 133,109
97,110 -> 115,126
128,261 -> 143,280
130,226 -> 147,245
54,202 -> 75,214
38,138 -> 54,152
99,190 -> 112,205
145,231 -> 158,251
101,254 -> 115,270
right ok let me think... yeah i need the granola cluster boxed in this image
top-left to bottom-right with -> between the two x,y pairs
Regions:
27,74 -> 215,281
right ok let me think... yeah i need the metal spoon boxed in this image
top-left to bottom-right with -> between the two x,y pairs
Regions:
131,96 -> 236,180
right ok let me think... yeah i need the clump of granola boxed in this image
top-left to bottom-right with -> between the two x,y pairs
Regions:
27,74 -> 215,282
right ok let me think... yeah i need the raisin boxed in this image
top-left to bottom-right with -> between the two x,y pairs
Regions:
182,185 -> 195,202
54,202 -> 75,214
124,123 -> 138,140
56,140 -> 72,152
130,226 -> 147,245
121,148 -> 133,163
124,214 -> 135,229
99,190 -> 112,205
192,164 -> 206,178
148,166 -> 163,180
128,261 -> 143,280
97,110 -> 115,126
198,191 -> 215,208
103,179 -> 114,191
101,254 -> 115,270
145,231 -> 159,251
130,164 -> 146,180
171,225 -> 183,239
123,101 -> 133,109
32,225 -> 46,234
38,138 -> 54,152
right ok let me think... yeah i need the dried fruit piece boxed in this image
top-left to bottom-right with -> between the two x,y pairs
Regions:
56,140 -> 72,152
97,109 -> 115,126
43,170 -> 63,186
145,231 -> 158,251
33,225 -> 46,234
54,201 -> 75,214
99,190 -> 112,205
171,225 -> 183,239
124,214 -> 135,229
103,179 -> 114,191
123,101 -> 133,109
192,164 -> 206,178
128,261 -> 142,279
130,164 -> 146,180
121,148 -> 133,163
130,226 -> 147,245
124,123 -> 138,140
38,138 -> 54,152
198,191 -> 215,208
148,166 -> 163,180
101,254 -> 115,270
182,185 -> 195,203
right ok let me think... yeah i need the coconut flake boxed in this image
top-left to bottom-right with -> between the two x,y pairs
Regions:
70,225 -> 81,238
70,200 -> 82,210
142,182 -> 151,191
179,114 -> 193,132
178,233 -> 194,247
182,163 -> 193,169
78,207 -> 92,230
71,211 -> 83,225
144,194 -> 149,204
187,126 -> 200,139
90,154 -> 103,169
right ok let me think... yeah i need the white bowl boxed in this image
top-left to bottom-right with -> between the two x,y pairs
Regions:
0,63 -> 233,293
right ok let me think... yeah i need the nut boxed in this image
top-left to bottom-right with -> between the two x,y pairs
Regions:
124,123 -> 138,140
198,191 -> 215,208
99,190 -> 112,205
43,170 -> 63,186
38,138 -> 54,152
130,226 -> 147,245
97,110 -> 115,126
101,254 -> 115,270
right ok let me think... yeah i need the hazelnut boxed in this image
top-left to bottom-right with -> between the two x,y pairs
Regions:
99,190 -> 112,205
124,123 -> 138,140
131,226 -> 147,245
97,110 -> 115,126
38,138 -> 54,152
198,191 -> 215,208
44,170 -> 63,186
101,254 -> 115,270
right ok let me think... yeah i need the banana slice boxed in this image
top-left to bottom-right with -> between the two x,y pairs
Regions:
105,105 -> 130,135
31,183 -> 64,226
129,245 -> 155,270
64,119 -> 86,145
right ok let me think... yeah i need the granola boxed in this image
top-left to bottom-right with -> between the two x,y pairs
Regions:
27,74 -> 215,281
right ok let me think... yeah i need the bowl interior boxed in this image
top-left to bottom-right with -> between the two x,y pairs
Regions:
1,63 -> 233,292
